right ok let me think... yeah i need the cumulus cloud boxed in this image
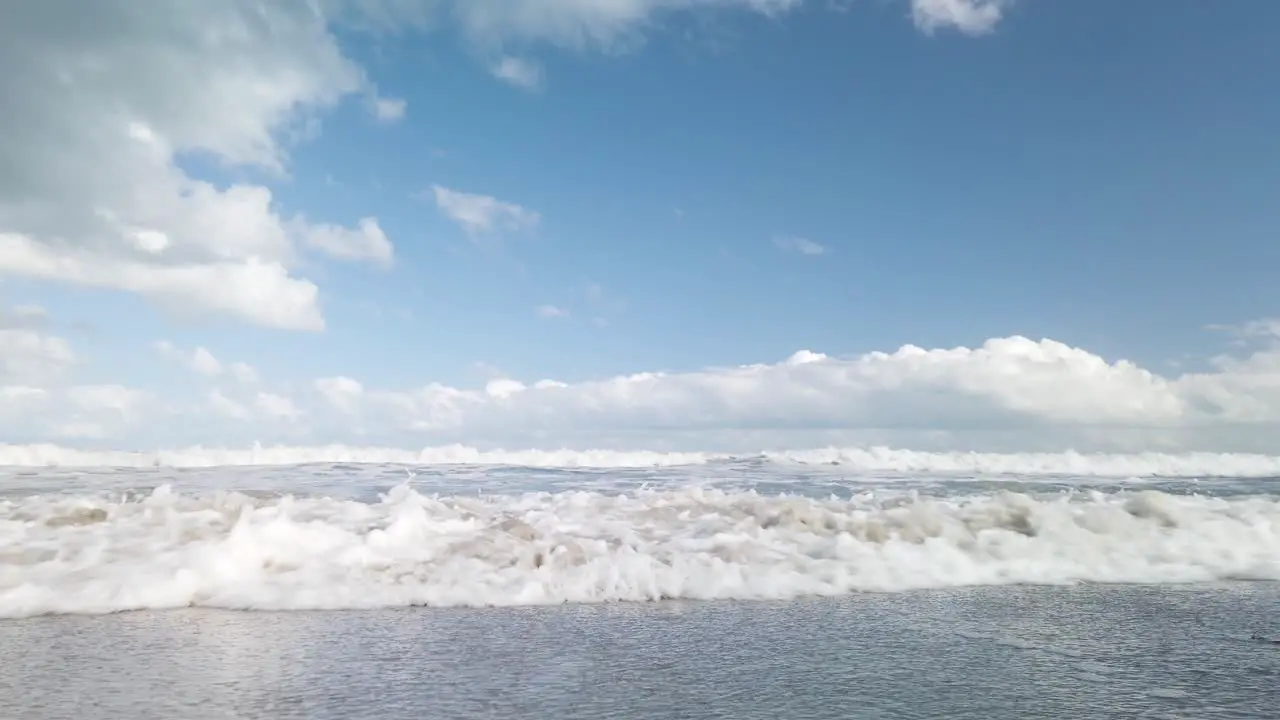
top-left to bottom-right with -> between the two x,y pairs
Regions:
256,392 -> 305,423
154,343 -> 301,431
13,322 -> 1280,453
0,235 -> 327,331
278,329 -> 1280,453
155,342 -> 258,384
0,327 -> 76,382
64,385 -> 150,427
314,376 -> 365,415
0,305 -> 153,441
0,0 -> 396,331
227,363 -> 261,386
207,389 -> 252,421
189,348 -> 224,378
430,185 -> 541,237
203,387 -> 303,427
311,337 -> 1181,437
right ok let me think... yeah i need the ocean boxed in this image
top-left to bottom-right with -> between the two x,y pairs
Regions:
1,450 -> 1278,718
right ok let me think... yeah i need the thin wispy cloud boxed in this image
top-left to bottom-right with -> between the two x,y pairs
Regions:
430,185 -> 541,237
773,235 -> 826,256
371,96 -> 407,122
911,0 -> 1014,35
491,56 -> 545,91
536,304 -> 569,319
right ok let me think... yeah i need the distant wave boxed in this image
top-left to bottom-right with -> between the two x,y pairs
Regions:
4,442 -> 1280,477
2,484 -> 1276,618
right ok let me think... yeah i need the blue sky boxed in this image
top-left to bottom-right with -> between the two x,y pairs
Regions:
4,0 -> 1280,454
287,0 -> 1274,385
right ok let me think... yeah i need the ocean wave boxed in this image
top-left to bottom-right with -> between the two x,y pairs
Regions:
1,484 -> 1276,617
4,443 -> 1280,477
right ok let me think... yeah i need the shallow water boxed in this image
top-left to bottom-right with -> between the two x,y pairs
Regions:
1,585 -> 1277,719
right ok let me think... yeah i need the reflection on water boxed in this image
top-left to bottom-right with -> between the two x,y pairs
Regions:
1,583 -> 1277,720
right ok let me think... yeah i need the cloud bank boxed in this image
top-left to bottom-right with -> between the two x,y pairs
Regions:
288,331 -> 1280,453
6,305 -> 1280,455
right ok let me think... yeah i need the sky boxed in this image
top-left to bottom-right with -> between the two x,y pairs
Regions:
2,0 -> 1280,455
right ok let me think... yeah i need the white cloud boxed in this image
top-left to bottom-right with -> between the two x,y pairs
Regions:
0,386 -> 50,430
384,0 -> 1003,57
156,342 -> 258,384
315,376 -> 364,415
774,235 -> 826,256
443,0 -> 804,50
301,217 -> 394,266
0,1 -> 395,332
4,304 -> 47,327
491,56 -> 545,90
282,328 -> 1280,453
190,347 -> 223,377
536,304 -> 570,319
0,327 -> 75,382
154,344 -> 294,425
206,387 -> 301,425
0,303 -> 159,441
371,95 -> 408,121
431,185 -> 541,236
1241,319 -> 1280,338
15,318 -> 1280,454
256,392 -> 305,423
910,0 -> 1013,35
0,235 -> 327,331
208,389 -> 252,421
228,362 -> 260,385
311,338 -> 1181,436
66,384 -> 149,425
1206,318 -> 1280,344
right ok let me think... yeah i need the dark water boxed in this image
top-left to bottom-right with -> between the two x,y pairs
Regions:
1,583 -> 1277,720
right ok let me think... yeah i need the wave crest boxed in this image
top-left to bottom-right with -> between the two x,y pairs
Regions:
5,443 -> 1280,477
2,484 -> 1277,617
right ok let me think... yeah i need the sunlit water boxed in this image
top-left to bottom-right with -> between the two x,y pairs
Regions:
1,461 -> 1278,718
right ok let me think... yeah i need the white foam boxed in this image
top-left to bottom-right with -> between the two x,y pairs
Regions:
1,485 -> 1276,618
765,447 -> 1280,478
4,442 -> 1280,477
0,443 -> 710,470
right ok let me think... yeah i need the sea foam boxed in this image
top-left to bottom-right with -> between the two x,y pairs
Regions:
2,483 -> 1276,618
5,442 -> 1280,477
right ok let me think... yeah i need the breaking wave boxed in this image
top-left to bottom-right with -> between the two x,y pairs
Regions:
4,443 -> 1280,477
1,484 -> 1277,618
